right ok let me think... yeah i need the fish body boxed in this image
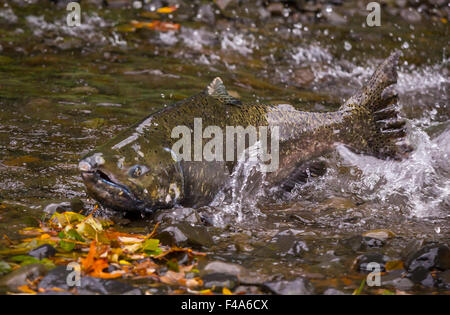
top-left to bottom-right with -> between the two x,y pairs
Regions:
80,52 -> 410,214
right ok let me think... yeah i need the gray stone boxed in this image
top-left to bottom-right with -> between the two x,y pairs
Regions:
28,244 -> 57,260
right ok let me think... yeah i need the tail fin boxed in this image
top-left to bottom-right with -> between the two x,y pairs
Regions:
341,51 -> 412,160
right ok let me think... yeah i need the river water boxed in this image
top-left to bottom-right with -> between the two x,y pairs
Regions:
0,0 -> 448,294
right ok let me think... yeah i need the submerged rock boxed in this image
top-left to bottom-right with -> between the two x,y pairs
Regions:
0,264 -> 47,291
264,278 -> 314,295
28,244 -> 57,260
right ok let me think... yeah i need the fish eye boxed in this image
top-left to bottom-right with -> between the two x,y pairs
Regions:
129,165 -> 148,178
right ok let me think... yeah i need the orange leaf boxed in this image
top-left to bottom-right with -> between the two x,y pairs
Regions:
17,285 -> 37,295
156,6 -> 178,14
88,258 -> 124,279
81,240 -> 97,272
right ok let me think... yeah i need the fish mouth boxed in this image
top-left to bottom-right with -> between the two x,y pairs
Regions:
81,169 -> 154,214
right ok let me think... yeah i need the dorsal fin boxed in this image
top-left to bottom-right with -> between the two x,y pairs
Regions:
207,77 -> 242,107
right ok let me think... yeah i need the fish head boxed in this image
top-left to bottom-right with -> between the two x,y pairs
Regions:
79,145 -> 184,214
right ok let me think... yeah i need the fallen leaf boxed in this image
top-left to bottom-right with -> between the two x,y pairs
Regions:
17,285 -> 37,295
385,260 -> 404,272
131,20 -> 180,32
222,287 -> 233,295
156,6 -> 178,14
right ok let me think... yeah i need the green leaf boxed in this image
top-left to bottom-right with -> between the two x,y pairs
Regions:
9,255 -> 41,266
145,248 -> 163,256
167,259 -> 179,272
352,278 -> 366,295
59,240 -> 76,252
66,229 -> 85,242
142,239 -> 159,252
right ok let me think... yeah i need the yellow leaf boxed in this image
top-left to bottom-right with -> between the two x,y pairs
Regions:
222,287 -> 233,295
118,236 -> 145,243
119,260 -> 132,265
385,260 -> 404,272
39,234 -> 50,240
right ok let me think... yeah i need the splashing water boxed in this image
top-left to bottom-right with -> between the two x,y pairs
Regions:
336,125 -> 449,218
